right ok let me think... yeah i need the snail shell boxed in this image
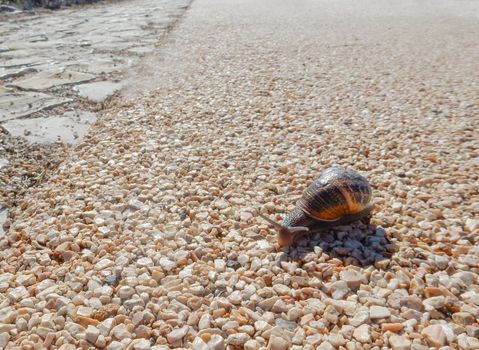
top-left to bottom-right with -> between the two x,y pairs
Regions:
260,167 -> 373,247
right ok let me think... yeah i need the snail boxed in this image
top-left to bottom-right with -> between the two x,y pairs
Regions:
259,167 -> 373,247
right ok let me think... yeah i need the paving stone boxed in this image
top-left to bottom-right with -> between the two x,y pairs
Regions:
3,110 -> 96,144
75,81 -> 123,102
9,69 -> 95,91
0,91 -> 71,121
0,66 -> 38,80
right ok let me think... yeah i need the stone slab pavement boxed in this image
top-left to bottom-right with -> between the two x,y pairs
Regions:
0,0 -> 191,142
0,91 -> 71,122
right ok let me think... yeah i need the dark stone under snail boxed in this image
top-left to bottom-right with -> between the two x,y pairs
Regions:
259,167 -> 373,247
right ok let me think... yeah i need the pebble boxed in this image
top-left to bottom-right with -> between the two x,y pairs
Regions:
340,270 -> 364,290
228,290 -> 243,304
353,324 -> 371,343
111,324 -> 130,340
259,297 -> 280,311
136,257 -> 154,267
159,257 -> 176,271
423,287 -> 451,298
7,286 -> 29,302
327,334 -> 346,347
132,339 -> 151,350
370,305 -> 391,319
435,255 -> 449,270
349,309 -> 370,327
251,258 -> 262,271
423,296 -> 446,310
107,341 -> 125,350
118,286 -> 135,299
317,341 -> 335,350
85,325 -> 100,344
458,335 -> 479,350
381,323 -> 403,332
0,333 -> 10,349
208,334 -> 225,350
401,296 -> 424,311
98,318 -> 115,336
459,255 -> 479,268
287,307 -> 303,321
330,281 -> 350,300
267,335 -> 290,350
389,335 -> 411,350
167,326 -> 189,344
292,328 -> 305,345
214,259 -> 226,272
421,324 -> 447,347
465,325 -> 479,338
272,299 -> 288,313
306,333 -> 323,346
452,312 -> 474,326
237,254 -> 249,266
465,218 -> 478,232
244,339 -> 261,350
227,333 -> 250,346
95,258 -> 114,270
452,272 -> 475,286
276,319 -> 297,331
192,337 -> 209,350
273,284 -> 291,295
198,314 -> 212,330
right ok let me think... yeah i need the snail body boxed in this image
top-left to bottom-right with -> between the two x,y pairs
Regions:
260,167 -> 373,247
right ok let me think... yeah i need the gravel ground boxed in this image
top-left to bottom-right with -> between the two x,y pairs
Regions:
1,0 -> 479,349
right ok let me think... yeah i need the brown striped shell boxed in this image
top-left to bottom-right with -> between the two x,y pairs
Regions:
292,167 -> 372,223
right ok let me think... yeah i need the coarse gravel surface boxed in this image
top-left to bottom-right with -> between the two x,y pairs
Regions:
1,0 -> 479,349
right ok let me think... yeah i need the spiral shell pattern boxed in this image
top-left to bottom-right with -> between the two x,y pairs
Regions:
297,167 -> 372,222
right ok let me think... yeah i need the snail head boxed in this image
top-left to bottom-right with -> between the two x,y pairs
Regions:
258,213 -> 309,247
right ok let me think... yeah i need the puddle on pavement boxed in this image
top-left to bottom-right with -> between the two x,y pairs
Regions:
2,110 -> 97,145
74,80 -> 123,102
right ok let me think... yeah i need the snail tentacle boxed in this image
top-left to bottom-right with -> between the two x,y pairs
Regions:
257,212 -> 283,230
258,213 -> 309,233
